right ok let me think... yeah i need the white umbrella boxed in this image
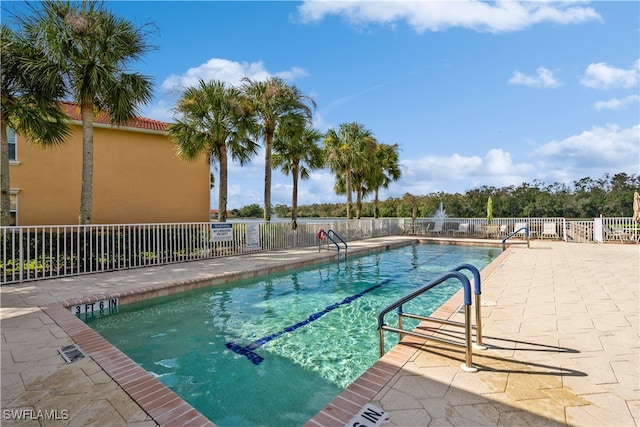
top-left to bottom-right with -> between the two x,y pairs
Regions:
633,192 -> 640,222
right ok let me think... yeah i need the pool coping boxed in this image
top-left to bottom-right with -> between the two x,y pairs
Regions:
40,238 -> 508,426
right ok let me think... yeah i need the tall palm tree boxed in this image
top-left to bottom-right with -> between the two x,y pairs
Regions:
0,24 -> 70,226
19,0 -> 154,224
369,143 -> 402,218
168,79 -> 259,222
323,122 -> 375,220
241,77 -> 315,222
273,114 -> 324,229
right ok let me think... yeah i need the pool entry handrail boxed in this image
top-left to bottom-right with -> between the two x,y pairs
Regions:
319,229 -> 348,259
501,225 -> 530,251
377,267 -> 485,373
450,263 -> 486,349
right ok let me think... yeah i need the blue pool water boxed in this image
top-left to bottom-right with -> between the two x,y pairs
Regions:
83,243 -> 498,426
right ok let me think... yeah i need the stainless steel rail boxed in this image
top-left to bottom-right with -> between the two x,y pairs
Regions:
319,229 -> 348,260
377,268 -> 481,373
501,226 -> 530,251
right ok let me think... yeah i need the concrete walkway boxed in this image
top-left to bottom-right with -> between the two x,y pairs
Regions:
1,237 -> 638,426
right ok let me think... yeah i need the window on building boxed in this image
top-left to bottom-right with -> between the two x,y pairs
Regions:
8,128 -> 17,161
10,193 -> 18,226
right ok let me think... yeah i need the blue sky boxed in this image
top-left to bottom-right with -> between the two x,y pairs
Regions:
10,1 -> 640,210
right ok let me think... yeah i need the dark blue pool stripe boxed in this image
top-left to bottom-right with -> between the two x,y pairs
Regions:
226,268 -> 413,365
225,247 -> 462,364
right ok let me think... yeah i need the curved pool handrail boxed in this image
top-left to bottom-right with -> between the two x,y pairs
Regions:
450,263 -> 484,348
325,229 -> 347,259
502,226 -> 530,250
450,263 -> 481,295
377,270 -> 471,329
377,270 -> 476,371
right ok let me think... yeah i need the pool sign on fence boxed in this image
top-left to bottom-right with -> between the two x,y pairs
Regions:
71,298 -> 118,317
245,223 -> 261,251
211,223 -> 233,242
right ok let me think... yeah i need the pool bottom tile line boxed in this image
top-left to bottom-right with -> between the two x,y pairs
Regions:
224,264 -> 421,365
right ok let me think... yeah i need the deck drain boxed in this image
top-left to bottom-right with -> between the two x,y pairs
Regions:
58,344 -> 87,363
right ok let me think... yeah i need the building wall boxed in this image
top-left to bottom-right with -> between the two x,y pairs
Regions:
10,124 -> 210,225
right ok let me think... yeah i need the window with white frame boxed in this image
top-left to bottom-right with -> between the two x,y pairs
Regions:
8,128 -> 17,161
10,192 -> 18,226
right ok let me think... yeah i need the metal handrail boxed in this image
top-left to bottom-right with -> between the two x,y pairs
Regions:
501,226 -> 530,251
450,263 -> 485,349
377,270 -> 478,372
323,229 -> 348,259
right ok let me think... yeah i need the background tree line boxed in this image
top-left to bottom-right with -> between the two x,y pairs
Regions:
261,172 -> 639,220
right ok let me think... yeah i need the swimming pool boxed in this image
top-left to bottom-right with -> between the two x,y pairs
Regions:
83,243 -> 498,426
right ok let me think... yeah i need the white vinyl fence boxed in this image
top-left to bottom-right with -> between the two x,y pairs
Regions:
2,217 -> 636,285
0,219 -> 403,284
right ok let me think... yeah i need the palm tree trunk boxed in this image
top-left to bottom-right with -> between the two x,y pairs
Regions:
0,117 -> 12,226
346,164 -> 353,220
264,133 -> 272,222
218,148 -> 228,222
374,188 -> 380,219
291,163 -> 299,230
79,102 -> 94,225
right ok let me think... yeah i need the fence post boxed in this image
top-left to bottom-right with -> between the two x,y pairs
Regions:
594,217 -> 603,243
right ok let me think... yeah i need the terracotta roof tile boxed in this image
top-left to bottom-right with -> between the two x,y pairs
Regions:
59,101 -> 168,132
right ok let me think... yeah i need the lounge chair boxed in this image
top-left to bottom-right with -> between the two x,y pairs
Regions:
417,222 -> 431,235
484,224 -> 499,238
541,222 -> 558,239
497,224 -> 508,237
451,223 -> 469,237
514,222 -> 528,239
603,226 -> 631,244
429,221 -> 445,236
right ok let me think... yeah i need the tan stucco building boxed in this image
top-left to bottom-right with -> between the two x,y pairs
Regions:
8,102 -> 210,226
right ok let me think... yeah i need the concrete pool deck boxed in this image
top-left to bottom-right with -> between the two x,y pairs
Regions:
1,237 -> 638,426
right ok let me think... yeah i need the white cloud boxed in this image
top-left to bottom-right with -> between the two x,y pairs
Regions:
296,0 -> 600,33
400,148 -> 532,193
508,67 -> 562,88
275,67 -> 309,80
218,124 -> 640,208
161,58 -> 308,93
141,58 -> 310,122
593,95 -> 640,111
141,99 -> 173,123
580,60 -> 640,89
534,124 -> 640,169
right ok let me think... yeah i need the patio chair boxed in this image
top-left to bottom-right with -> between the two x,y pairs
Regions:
451,223 -> 469,237
514,222 -> 528,239
429,221 -> 445,236
603,226 -> 630,244
416,222 -> 431,235
498,224 -> 508,237
541,222 -> 558,239
484,224 -> 499,238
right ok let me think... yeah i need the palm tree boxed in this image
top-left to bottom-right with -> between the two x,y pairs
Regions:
168,79 -> 259,222
323,122 -> 375,219
1,24 -> 70,226
273,114 -> 324,229
335,145 -> 376,219
241,77 -> 315,222
369,143 -> 402,218
19,1 -> 154,224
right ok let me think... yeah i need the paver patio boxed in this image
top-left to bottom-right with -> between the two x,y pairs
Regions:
1,237 -> 638,426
